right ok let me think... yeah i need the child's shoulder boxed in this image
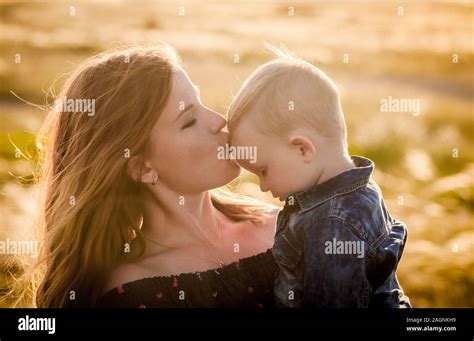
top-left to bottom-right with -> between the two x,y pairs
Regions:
291,178 -> 393,246
335,178 -> 383,214
331,179 -> 390,245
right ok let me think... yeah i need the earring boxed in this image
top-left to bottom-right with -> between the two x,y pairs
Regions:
152,173 -> 158,186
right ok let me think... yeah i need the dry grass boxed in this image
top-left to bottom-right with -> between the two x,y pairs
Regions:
0,0 -> 472,307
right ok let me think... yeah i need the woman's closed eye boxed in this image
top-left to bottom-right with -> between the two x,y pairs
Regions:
181,117 -> 196,130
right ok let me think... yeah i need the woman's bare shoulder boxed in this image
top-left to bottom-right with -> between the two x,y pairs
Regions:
103,251 -> 170,293
104,262 -> 144,293
104,208 -> 282,293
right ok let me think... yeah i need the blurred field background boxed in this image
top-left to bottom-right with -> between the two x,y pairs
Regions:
0,0 -> 472,307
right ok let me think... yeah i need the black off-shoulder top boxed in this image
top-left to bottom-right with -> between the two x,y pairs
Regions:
97,249 -> 277,308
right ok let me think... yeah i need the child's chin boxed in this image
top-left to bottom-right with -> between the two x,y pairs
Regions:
270,191 -> 287,201
273,194 -> 284,201
277,193 -> 291,201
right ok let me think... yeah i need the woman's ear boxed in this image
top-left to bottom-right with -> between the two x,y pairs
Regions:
126,155 -> 158,185
288,134 -> 316,162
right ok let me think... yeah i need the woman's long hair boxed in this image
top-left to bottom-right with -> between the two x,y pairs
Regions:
7,44 -> 273,308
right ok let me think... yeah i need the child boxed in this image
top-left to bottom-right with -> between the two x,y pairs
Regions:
227,47 -> 411,308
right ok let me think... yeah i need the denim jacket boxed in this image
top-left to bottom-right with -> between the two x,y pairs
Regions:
272,156 -> 411,308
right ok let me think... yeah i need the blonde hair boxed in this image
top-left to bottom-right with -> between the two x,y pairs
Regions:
5,43 -> 274,308
227,45 -> 347,147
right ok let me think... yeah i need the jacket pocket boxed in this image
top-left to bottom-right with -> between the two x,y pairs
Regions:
272,232 -> 303,269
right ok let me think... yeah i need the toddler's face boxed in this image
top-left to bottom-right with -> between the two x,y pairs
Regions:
229,119 -> 316,201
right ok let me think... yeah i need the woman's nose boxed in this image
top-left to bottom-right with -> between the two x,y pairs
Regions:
208,109 -> 227,134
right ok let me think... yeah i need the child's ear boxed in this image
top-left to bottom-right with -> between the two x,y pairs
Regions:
288,134 -> 316,162
127,155 -> 158,185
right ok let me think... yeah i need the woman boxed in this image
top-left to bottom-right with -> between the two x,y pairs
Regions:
15,44 -> 279,308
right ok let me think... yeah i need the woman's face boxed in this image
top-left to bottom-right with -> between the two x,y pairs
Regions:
145,68 -> 241,193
